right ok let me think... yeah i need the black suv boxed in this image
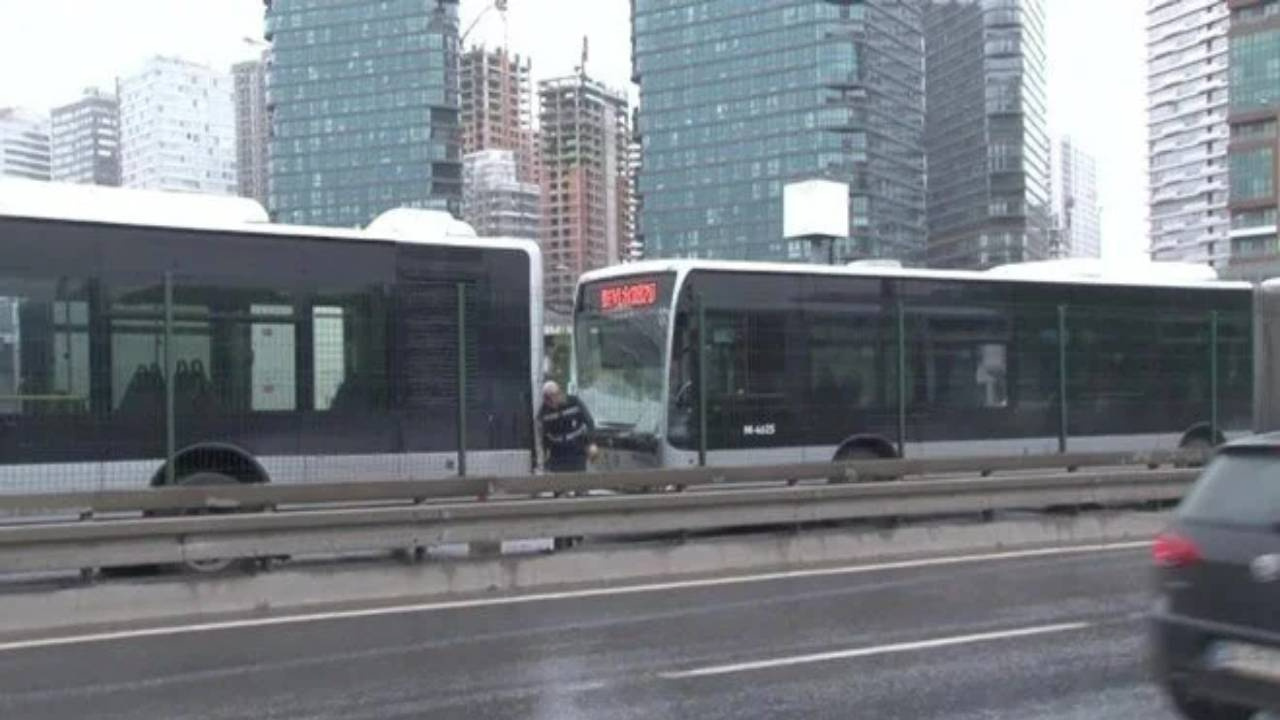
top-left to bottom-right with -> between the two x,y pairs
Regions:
1151,436 -> 1280,719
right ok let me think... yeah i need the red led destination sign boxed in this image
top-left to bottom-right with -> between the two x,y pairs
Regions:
599,281 -> 658,312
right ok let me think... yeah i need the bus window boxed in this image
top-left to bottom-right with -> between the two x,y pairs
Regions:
107,279 -> 297,417
0,278 -> 91,417
667,306 -> 695,446
806,313 -> 882,412
924,327 -> 1009,410
706,311 -> 790,398
0,298 -> 15,415
312,305 -> 346,411
575,274 -> 674,437
249,305 -> 296,412
312,289 -> 389,414
913,311 -> 1011,411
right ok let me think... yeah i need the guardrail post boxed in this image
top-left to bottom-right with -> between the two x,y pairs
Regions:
1210,309 -> 1219,441
1057,304 -> 1068,454
163,271 -> 176,487
457,282 -> 468,477
896,299 -> 907,457
697,292 -> 708,468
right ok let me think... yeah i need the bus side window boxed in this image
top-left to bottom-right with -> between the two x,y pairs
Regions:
314,295 -> 390,415
914,312 -> 1010,411
669,310 -> 693,408
667,310 -> 695,445
0,283 -> 92,417
108,280 -> 298,417
707,317 -> 740,396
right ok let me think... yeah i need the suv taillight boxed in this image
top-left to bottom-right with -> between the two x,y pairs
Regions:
1153,532 -> 1202,568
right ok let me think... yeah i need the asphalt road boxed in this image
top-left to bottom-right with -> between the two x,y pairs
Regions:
0,544 -> 1201,719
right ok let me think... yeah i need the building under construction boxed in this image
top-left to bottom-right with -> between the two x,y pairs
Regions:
538,68 -> 631,310
459,46 -> 538,185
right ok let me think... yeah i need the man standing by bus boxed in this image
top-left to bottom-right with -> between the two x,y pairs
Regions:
538,381 -> 596,473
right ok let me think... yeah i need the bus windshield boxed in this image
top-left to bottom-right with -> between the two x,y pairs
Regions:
574,274 -> 675,438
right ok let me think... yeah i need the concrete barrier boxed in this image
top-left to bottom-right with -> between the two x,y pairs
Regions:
0,509 -> 1167,642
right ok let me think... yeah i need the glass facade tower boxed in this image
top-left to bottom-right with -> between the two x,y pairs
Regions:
632,0 -> 927,263
924,0 -> 1051,269
265,0 -> 462,227
233,55 -> 270,208
1224,0 -> 1280,278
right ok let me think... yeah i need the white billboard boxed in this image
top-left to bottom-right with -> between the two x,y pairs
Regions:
783,179 -> 849,240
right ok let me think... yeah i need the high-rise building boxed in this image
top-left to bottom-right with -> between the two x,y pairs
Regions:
625,106 -> 644,261
49,88 -> 120,186
632,0 -> 927,263
266,0 -> 462,227
462,149 -> 540,239
1050,136 -> 1101,258
924,0 -> 1052,269
1147,0 -> 1231,266
118,56 -> 237,194
460,46 -> 537,184
233,54 -> 270,208
0,108 -> 51,181
1223,0 -> 1280,279
539,73 -> 631,309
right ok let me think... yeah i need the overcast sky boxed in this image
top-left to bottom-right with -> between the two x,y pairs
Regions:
0,0 -> 1147,260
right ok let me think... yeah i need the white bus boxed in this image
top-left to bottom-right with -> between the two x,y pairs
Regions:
572,259 -> 1253,470
0,179 -> 542,492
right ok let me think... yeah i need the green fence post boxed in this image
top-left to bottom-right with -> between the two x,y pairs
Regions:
1057,304 -> 1068,454
896,299 -> 907,457
163,271 -> 176,486
697,293 -> 708,468
457,282 -> 468,477
1210,309 -> 1219,442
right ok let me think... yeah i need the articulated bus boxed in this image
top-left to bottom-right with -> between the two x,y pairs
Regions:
572,259 -> 1254,471
0,179 -> 541,492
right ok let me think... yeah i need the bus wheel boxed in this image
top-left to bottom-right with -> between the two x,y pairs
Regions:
1176,437 -> 1211,468
830,446 -> 886,484
1176,424 -> 1224,467
175,471 -> 259,574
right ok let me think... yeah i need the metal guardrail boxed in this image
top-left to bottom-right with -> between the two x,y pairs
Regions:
0,451 -> 1201,575
0,449 -> 1201,516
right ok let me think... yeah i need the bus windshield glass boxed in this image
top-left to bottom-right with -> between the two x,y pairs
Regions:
574,274 -> 675,438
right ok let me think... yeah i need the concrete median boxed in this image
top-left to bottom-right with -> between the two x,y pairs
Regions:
0,509 -> 1168,643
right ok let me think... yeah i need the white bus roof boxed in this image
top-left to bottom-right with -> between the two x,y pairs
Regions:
0,177 -> 539,256
580,258 -> 1251,291
985,257 -> 1221,283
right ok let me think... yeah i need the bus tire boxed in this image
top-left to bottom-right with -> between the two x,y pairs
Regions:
1177,424 -> 1223,467
171,471 -> 253,574
150,442 -> 271,489
150,444 -> 278,564
831,437 -> 897,483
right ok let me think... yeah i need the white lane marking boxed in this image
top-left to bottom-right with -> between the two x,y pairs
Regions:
660,622 -> 1094,679
0,540 -> 1147,654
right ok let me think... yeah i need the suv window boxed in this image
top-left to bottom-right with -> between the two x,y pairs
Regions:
1179,451 -> 1280,528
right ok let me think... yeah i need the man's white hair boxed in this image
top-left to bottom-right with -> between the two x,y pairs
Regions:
542,380 -> 561,397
